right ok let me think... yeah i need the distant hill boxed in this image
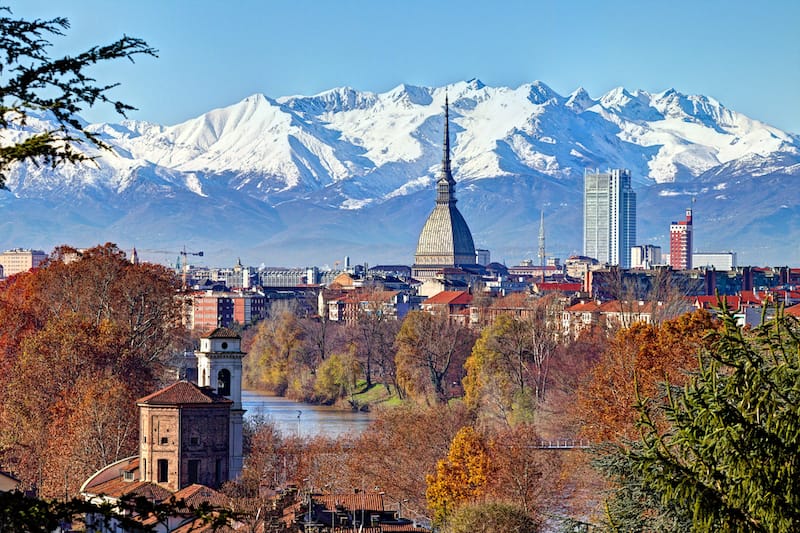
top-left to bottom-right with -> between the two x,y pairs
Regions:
2,79 -> 799,267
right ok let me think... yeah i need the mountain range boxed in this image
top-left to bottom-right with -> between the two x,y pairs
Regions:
2,79 -> 799,268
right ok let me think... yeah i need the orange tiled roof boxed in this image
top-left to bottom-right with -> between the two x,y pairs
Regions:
205,326 -> 240,339
423,291 -> 472,305
565,301 -> 601,312
316,492 -> 385,512
85,475 -> 172,502
173,484 -> 230,508
785,303 -> 800,316
137,381 -> 232,406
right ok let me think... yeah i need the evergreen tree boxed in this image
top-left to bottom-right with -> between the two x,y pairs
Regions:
599,308 -> 800,531
0,7 -> 156,187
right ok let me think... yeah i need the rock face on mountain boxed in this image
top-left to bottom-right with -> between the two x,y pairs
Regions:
1,80 -> 799,267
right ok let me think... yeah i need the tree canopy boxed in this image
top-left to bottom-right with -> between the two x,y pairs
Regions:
599,308 -> 800,532
0,7 -> 156,187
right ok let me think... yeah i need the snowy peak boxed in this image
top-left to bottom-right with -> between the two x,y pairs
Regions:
6,79 -> 799,204
566,87 -> 595,112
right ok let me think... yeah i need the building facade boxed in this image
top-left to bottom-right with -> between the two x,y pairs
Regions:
631,244 -> 663,269
0,248 -> 47,278
137,382 -> 232,491
583,169 -> 636,268
670,208 -> 693,270
412,96 -> 477,280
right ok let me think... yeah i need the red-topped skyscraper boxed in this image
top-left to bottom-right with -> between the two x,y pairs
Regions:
669,208 -> 693,270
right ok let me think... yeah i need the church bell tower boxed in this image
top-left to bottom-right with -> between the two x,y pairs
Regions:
196,327 -> 246,479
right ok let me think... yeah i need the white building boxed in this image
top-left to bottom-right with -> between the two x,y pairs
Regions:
631,244 -> 663,269
693,252 -> 737,270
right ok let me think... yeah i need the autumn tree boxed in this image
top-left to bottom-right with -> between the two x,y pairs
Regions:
598,308 -> 800,532
0,8 -> 156,187
0,243 -> 183,495
463,298 -> 560,426
345,287 -> 401,392
313,349 -> 361,404
245,308 -> 309,397
574,309 -> 716,442
395,311 -> 475,403
443,502 -> 542,533
346,403 -> 474,518
486,424 -> 561,517
426,425 -> 492,526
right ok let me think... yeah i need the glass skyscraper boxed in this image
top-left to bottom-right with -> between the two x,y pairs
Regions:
583,168 -> 636,268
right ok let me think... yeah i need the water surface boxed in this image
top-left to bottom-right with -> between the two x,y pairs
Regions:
242,390 -> 374,438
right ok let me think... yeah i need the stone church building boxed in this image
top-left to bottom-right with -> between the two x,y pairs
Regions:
81,327 -> 246,504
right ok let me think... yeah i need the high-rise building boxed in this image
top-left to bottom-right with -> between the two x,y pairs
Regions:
670,208 -> 693,270
583,169 -> 636,268
412,96 -> 477,280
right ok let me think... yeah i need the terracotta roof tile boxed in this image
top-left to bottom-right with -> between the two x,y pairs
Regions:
317,492 -> 384,512
205,327 -> 240,339
173,484 -> 230,508
565,301 -> 601,312
423,291 -> 472,305
137,381 -> 232,406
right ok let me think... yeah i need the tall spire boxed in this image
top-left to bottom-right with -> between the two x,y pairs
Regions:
436,93 -> 456,205
442,93 -> 451,175
538,210 -> 546,281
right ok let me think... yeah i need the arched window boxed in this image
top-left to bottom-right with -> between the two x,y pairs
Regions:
217,368 -> 231,396
202,368 -> 207,387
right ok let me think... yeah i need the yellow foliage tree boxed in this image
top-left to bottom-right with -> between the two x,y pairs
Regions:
426,426 -> 492,526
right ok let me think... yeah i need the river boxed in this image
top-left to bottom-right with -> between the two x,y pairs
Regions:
242,390 -> 375,438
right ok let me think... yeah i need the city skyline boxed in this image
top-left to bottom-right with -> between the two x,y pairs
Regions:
6,1 -> 800,133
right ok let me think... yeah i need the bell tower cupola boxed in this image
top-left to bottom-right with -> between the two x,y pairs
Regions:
195,327 -> 246,479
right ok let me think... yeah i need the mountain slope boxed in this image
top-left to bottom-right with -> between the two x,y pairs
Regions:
2,80 -> 799,267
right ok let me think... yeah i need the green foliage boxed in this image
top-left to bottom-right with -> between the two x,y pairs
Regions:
313,350 -> 360,404
443,502 -> 542,533
0,7 -> 156,187
246,310 -> 307,396
464,307 -> 558,426
599,309 -> 800,532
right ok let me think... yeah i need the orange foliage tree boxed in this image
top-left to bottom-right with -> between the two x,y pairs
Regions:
574,309 -> 717,442
346,403 -> 474,519
0,243 -> 184,495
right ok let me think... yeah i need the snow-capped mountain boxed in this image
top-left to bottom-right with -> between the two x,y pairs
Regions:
2,80 -> 799,267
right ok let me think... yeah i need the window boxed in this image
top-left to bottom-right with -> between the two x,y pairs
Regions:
221,341 -> 228,349
161,437 -> 168,445
188,460 -> 200,485
157,459 -> 168,483
217,369 -> 231,396
215,459 -> 223,486
190,436 -> 199,446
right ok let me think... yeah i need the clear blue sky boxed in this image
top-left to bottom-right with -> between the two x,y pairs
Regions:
7,0 -> 800,133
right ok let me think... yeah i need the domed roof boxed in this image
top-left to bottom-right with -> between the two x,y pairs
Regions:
416,204 -> 475,258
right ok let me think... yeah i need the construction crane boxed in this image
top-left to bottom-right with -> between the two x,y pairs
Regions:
141,246 -> 204,290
